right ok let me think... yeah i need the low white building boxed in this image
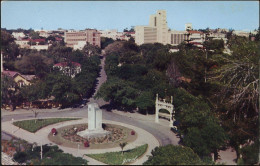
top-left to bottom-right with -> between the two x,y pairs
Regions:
15,39 -> 30,48
99,29 -> 129,41
208,32 -> 228,44
30,45 -> 49,51
233,30 -> 250,38
12,32 -> 25,39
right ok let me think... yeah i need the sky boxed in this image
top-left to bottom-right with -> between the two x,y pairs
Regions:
1,1 -> 259,32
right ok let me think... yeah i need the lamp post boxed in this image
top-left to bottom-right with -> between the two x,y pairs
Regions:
12,118 -> 14,133
77,144 -> 80,156
40,141 -> 43,160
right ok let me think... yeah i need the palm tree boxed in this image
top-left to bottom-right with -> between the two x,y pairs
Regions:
119,142 -> 127,155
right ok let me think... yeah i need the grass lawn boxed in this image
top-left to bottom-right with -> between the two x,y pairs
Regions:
13,118 -> 80,133
85,144 -> 148,165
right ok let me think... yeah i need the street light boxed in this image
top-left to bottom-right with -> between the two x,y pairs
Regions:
40,141 -> 43,160
77,144 -> 80,156
12,118 -> 14,133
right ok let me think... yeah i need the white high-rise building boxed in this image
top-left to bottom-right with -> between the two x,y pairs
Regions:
135,10 -> 169,45
135,10 -> 188,46
149,10 -> 169,45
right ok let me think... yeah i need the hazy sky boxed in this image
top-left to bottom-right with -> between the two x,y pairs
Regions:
1,1 -> 259,32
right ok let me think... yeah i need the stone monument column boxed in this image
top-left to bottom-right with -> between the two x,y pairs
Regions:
77,103 -> 109,138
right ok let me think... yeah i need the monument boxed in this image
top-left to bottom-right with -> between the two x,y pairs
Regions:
155,94 -> 175,127
77,103 -> 110,138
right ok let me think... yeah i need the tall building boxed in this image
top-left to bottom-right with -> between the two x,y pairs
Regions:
149,10 -> 169,44
135,10 -> 189,46
135,10 -> 168,45
64,29 -> 101,50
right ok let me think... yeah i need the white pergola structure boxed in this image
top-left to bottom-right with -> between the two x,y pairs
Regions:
155,94 -> 175,127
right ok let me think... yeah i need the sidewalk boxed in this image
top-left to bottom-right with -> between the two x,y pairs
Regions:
2,117 -> 159,165
112,109 -> 172,128
1,107 -> 73,116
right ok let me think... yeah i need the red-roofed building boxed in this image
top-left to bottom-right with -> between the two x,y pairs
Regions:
2,70 -> 36,87
53,62 -> 81,78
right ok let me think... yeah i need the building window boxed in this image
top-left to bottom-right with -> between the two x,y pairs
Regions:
154,17 -> 157,26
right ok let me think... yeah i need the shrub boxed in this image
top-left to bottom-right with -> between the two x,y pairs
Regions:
131,130 -> 135,135
84,141 -> 89,147
51,128 -> 57,135
13,151 -> 27,163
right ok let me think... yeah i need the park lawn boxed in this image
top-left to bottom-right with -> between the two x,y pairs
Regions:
86,144 -> 148,165
13,118 -> 80,133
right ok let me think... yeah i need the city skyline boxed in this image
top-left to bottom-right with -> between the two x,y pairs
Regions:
1,1 -> 259,32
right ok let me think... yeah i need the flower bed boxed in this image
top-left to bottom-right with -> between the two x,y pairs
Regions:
60,124 -> 126,145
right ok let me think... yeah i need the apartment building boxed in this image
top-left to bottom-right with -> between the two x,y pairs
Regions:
64,29 -> 101,50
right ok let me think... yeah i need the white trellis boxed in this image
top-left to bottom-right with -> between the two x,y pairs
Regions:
155,94 -> 175,127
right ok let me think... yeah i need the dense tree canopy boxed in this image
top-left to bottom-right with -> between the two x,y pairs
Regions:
143,145 -> 204,165
15,52 -> 53,78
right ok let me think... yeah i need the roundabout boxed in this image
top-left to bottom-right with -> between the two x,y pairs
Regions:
1,117 -> 160,165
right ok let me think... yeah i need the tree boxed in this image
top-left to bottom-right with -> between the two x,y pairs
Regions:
101,37 -> 114,49
240,140 -> 259,165
31,110 -> 39,123
143,145 -> 204,165
82,42 -> 101,57
47,43 -> 72,63
209,37 -> 259,158
29,31 -> 40,39
119,142 -> 127,155
15,52 -> 53,78
203,39 -> 224,53
173,89 -> 228,158
136,91 -> 154,115
104,41 -> 125,55
95,78 -> 138,111
1,30 -> 20,62
1,75 -> 24,111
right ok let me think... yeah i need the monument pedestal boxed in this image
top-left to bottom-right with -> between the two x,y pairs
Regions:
77,129 -> 110,139
77,103 -> 110,139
